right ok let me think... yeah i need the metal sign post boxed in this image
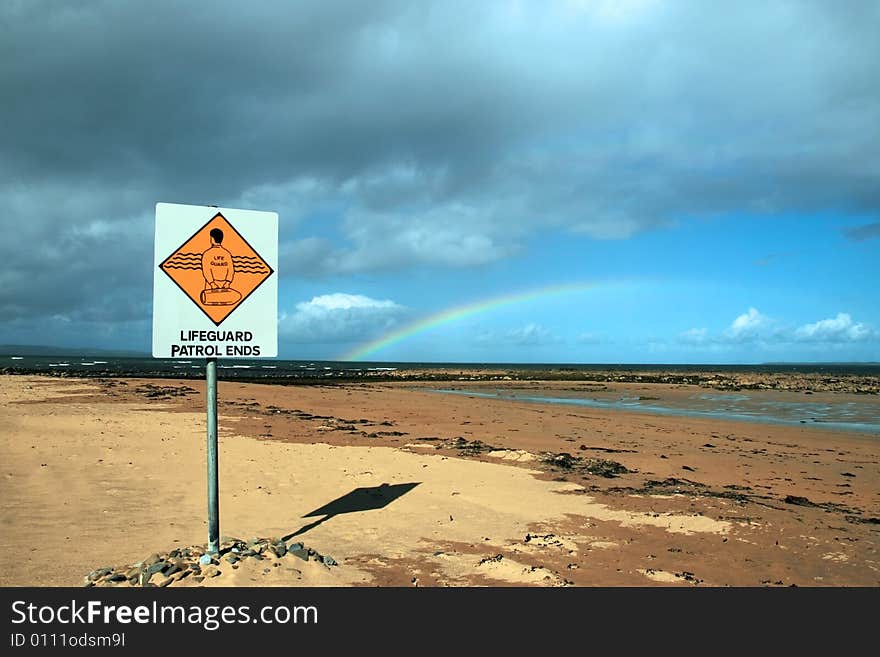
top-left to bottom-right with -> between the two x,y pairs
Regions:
206,357 -> 219,555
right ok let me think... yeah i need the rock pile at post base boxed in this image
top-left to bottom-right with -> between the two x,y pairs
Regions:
83,536 -> 338,587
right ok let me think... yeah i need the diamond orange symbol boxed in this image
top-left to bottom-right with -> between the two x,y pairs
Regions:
159,213 -> 274,326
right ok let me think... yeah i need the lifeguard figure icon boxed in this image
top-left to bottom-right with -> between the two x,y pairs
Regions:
200,228 -> 242,306
158,209 -> 274,327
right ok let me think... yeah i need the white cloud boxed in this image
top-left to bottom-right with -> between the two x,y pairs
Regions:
795,313 -> 874,343
730,307 -> 766,333
680,327 -> 709,344
677,308 -> 775,346
506,323 -> 556,346
677,310 -> 878,349
337,204 -> 522,271
299,293 -> 397,312
726,307 -> 770,339
476,323 -> 558,347
279,293 -> 405,343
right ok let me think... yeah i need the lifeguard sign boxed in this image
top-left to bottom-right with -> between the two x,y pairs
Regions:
152,202 -> 278,556
152,203 -> 278,358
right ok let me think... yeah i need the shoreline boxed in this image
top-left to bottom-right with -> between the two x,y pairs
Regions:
1,364 -> 879,395
422,385 -> 880,435
2,374 -> 878,587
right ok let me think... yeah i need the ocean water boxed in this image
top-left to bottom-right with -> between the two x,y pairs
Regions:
430,388 -> 880,435
3,355 -> 879,378
1,355 -> 402,379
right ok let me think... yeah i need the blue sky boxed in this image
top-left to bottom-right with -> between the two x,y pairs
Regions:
281,211 -> 879,362
1,1 -> 878,363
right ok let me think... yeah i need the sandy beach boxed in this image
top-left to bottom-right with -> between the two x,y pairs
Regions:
1,374 -> 877,587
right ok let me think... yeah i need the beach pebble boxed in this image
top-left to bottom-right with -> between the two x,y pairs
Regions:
289,548 -> 309,561
145,561 -> 166,576
88,567 -> 112,582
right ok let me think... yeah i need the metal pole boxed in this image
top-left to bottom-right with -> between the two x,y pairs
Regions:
206,357 -> 219,555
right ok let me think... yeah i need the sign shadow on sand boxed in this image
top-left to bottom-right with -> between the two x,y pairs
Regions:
283,482 -> 421,540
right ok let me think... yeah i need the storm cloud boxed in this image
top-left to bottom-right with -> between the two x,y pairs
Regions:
2,1 -> 879,346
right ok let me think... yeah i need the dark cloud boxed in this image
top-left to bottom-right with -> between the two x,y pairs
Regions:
1,1 -> 879,344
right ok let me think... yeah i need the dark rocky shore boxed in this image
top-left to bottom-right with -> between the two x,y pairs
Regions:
3,365 -> 877,394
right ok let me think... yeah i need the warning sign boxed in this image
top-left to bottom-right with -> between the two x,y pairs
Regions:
159,213 -> 273,326
153,203 -> 278,358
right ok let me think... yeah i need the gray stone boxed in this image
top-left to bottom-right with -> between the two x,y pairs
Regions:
289,548 -> 309,561
198,553 -> 213,566
88,567 -> 112,582
161,563 -> 180,577
143,553 -> 162,567
287,542 -> 304,551
272,543 -> 287,557
146,562 -> 166,577
322,555 -> 338,567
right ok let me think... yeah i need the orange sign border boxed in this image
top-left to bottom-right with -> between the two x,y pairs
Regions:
158,212 -> 275,327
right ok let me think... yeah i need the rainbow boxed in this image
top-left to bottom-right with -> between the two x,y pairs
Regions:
341,279 -> 629,361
